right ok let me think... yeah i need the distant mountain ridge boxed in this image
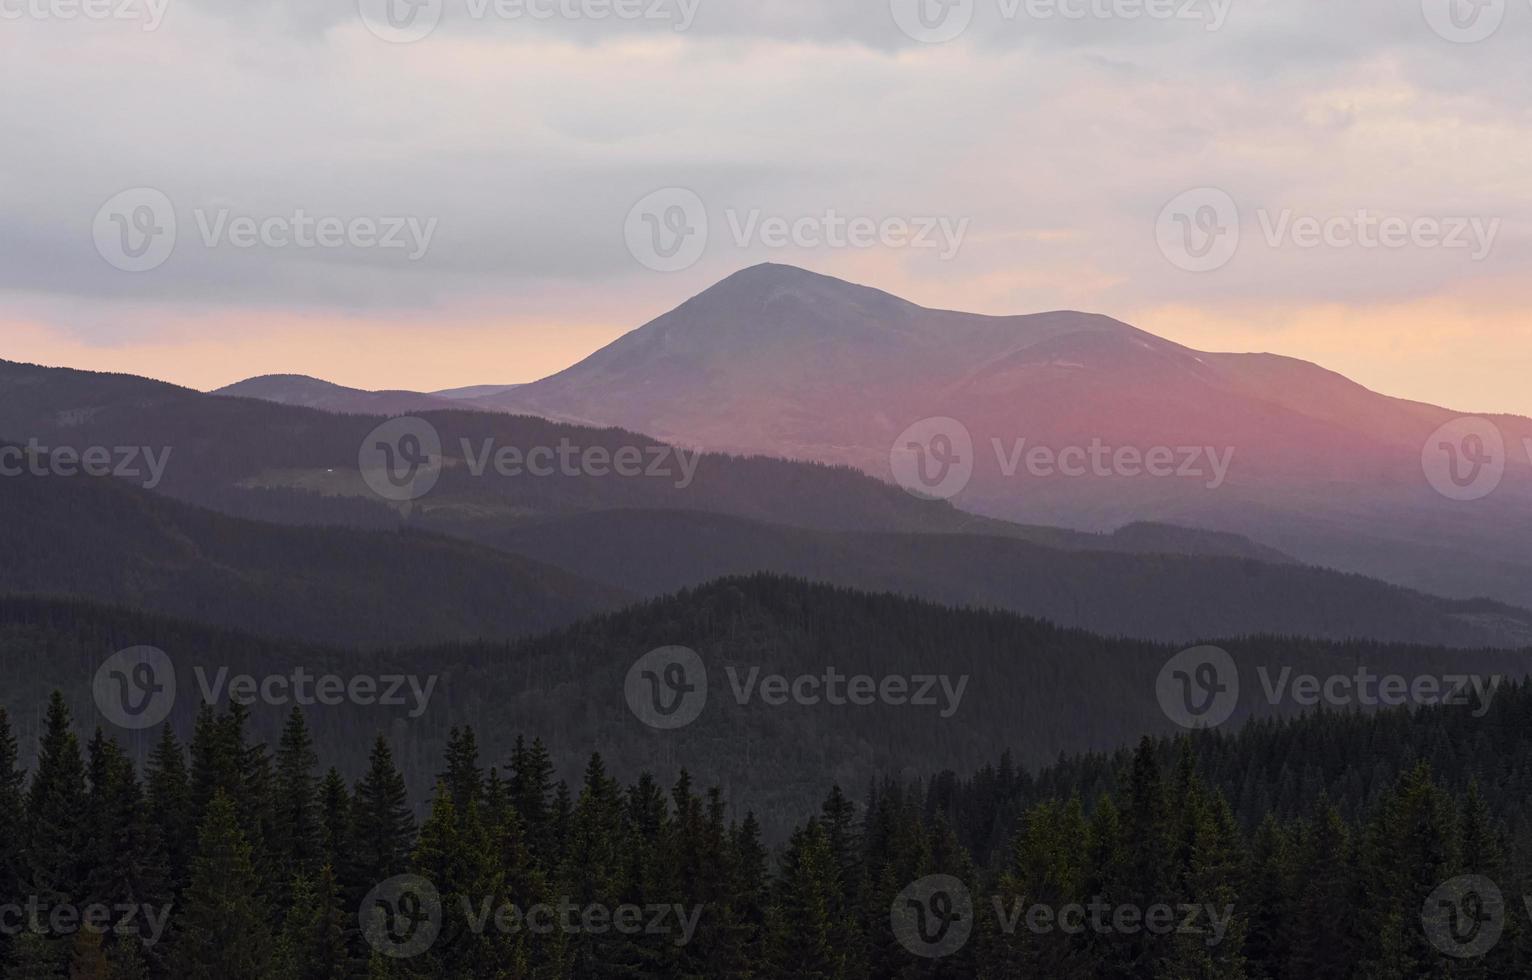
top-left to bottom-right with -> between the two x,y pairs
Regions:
211,266 -> 1532,606
0,447 -> 625,647
18,358 -> 1532,646
7,577 -> 1530,840
462,264 -> 1532,607
489,509 -> 1532,648
0,357 -> 1280,558
215,374 -> 467,415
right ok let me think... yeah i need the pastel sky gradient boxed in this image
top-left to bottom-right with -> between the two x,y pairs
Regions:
3,0 -> 1530,412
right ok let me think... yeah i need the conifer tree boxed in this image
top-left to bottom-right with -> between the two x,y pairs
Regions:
510,736 -> 556,869
349,737 -> 416,902
820,783 -> 865,964
274,866 -> 352,980
4,933 -> 65,980
26,692 -> 87,907
170,792 -> 273,979
438,726 -> 484,819
0,709 -> 25,963
145,724 -> 191,893
318,767 -> 351,876
560,754 -> 629,975
1288,801 -> 1355,980
731,813 -> 771,973
770,818 -> 842,979
188,705 -> 234,835
274,708 -> 323,890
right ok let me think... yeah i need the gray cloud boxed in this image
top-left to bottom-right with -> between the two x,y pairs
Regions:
1,0 -> 1529,348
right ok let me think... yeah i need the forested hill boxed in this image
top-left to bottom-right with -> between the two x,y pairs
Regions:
5,636 -> 1532,975
0,458 -> 626,648
3,576 -> 1527,840
11,446 -> 1532,648
488,508 -> 1532,647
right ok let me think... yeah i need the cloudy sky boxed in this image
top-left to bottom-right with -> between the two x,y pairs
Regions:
3,0 -> 1530,413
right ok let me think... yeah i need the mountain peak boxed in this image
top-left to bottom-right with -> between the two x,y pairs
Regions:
720,261 -> 839,285
217,374 -> 342,393
213,374 -> 460,414
694,262 -> 914,311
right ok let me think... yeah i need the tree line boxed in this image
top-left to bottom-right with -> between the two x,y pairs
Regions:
1,687 -> 1526,978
